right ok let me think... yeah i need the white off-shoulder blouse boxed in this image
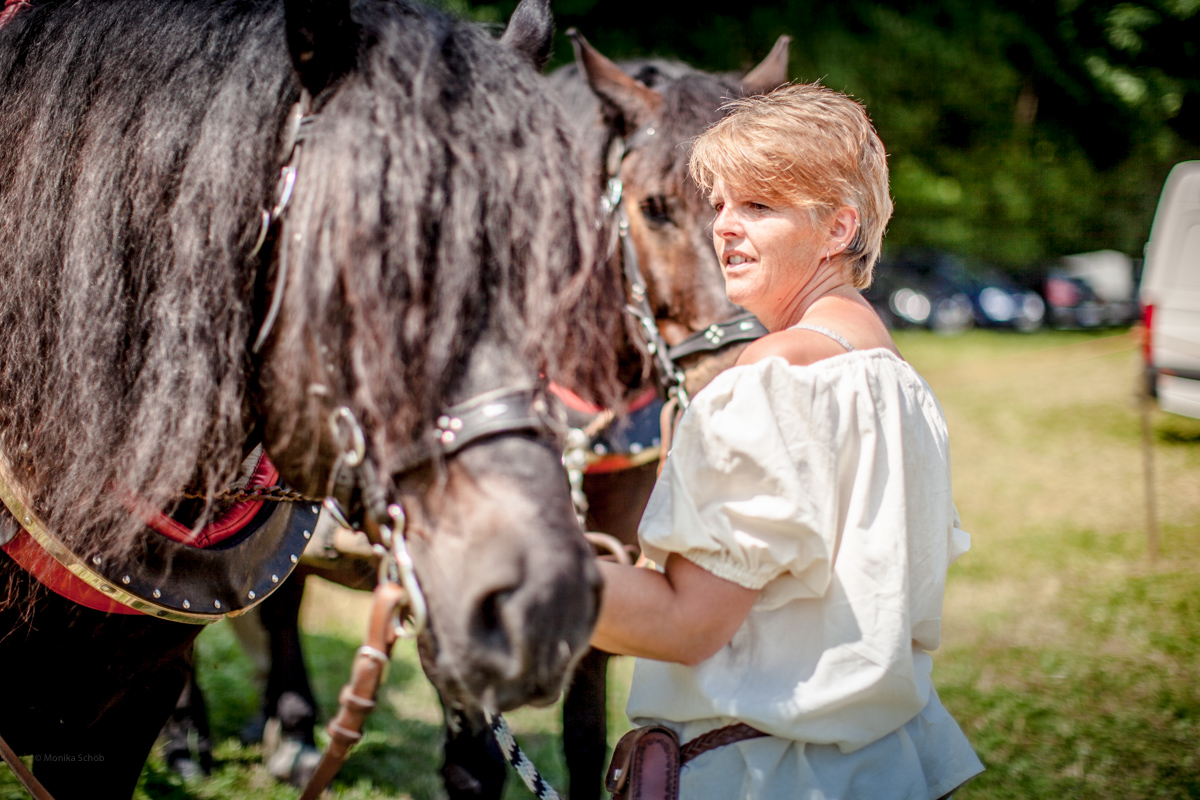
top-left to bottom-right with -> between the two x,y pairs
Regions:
626,350 -> 983,799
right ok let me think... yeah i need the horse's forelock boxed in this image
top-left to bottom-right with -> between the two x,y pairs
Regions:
642,71 -> 741,189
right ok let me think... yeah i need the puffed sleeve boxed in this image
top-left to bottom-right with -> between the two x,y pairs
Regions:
638,358 -> 841,596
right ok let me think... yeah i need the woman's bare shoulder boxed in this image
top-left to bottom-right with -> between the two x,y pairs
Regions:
736,305 -> 899,369
735,329 -> 849,368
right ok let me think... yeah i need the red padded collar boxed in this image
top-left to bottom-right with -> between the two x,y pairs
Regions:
0,0 -> 32,29
2,453 -> 282,615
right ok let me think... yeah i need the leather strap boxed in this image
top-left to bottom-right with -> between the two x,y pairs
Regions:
298,581 -> 407,800
680,722 -> 768,765
666,313 -> 769,362
0,728 -> 55,800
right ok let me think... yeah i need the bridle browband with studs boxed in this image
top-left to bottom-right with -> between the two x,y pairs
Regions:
318,387 -> 565,639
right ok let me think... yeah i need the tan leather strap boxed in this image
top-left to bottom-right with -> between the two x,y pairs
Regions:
656,396 -> 683,478
298,581 -> 406,800
680,723 -> 768,765
0,728 -> 55,800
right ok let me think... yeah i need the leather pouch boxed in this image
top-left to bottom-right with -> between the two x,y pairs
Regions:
605,725 -> 681,800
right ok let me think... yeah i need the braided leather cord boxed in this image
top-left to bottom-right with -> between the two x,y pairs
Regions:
680,723 -> 768,765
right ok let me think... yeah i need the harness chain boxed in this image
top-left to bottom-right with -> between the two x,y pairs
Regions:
181,485 -> 316,503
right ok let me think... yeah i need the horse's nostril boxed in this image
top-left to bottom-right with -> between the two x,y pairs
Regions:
477,587 -> 516,638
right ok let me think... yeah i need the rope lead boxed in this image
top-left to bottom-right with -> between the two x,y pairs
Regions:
487,712 -> 562,800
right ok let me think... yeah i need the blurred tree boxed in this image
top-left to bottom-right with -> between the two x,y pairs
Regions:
456,0 -> 1199,273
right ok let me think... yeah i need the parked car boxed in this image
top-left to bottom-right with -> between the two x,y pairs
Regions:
868,251 -> 1044,333
1139,161 -> 1200,419
1045,250 -> 1139,329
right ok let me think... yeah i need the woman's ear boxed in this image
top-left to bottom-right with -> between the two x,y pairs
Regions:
828,207 -> 860,255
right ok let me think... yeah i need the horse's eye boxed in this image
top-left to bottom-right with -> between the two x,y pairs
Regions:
639,196 -> 672,227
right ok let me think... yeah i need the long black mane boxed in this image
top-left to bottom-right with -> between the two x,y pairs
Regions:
0,0 -> 620,561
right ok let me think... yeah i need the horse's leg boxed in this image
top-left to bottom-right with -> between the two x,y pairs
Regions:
258,570 -> 317,744
441,701 -> 506,800
161,655 -> 214,778
562,647 -> 612,800
0,551 -> 198,799
228,603 -> 271,742
255,569 -> 325,785
565,461 -> 657,799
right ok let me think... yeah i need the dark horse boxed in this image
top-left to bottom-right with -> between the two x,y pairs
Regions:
0,0 -> 625,795
227,29 -> 793,800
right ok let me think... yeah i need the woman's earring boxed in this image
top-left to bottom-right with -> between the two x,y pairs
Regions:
826,249 -> 831,264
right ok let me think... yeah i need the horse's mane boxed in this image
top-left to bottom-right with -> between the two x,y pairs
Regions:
0,0 -> 620,560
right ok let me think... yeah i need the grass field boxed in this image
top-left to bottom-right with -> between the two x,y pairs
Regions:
5,328 -> 1199,799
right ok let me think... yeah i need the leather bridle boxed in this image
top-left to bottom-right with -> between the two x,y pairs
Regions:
560,133 -> 769,531
602,134 -> 767,413
316,386 -> 565,640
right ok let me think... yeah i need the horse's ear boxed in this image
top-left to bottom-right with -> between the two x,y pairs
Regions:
284,0 -> 360,96
568,29 -> 662,134
741,35 -> 792,95
500,0 -> 554,71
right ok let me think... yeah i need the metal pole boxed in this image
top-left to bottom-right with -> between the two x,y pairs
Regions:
1139,388 -> 1160,562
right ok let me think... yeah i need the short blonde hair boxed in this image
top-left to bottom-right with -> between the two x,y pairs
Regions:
689,83 -> 892,289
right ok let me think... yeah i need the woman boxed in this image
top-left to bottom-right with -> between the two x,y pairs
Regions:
591,83 -> 984,798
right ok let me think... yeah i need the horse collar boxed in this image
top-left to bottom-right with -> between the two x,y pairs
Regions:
0,446 -> 318,623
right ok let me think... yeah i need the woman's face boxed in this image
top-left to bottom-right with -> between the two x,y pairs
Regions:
709,179 -> 830,320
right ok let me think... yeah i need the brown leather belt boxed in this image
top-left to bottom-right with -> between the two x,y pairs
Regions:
606,721 -> 768,800
681,722 -> 768,764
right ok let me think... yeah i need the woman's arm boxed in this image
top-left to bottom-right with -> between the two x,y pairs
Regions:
591,554 -> 760,666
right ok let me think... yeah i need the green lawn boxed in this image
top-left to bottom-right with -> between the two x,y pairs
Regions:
5,328 -> 1199,799
903,329 -> 1200,799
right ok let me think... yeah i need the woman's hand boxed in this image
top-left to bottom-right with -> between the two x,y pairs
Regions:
589,553 -> 759,666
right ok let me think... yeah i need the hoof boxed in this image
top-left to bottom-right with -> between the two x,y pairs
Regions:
167,755 -> 210,782
240,713 -> 267,745
266,737 -> 323,787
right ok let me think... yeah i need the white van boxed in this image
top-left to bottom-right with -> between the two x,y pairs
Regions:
1140,161 -> 1200,418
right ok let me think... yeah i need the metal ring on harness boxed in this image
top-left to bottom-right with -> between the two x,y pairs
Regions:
376,503 -> 426,639
330,406 -> 367,468
584,531 -> 633,566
